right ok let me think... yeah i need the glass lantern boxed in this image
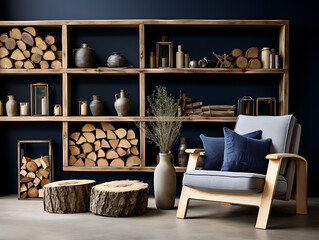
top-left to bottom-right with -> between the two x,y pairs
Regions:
30,83 -> 49,116
156,36 -> 173,68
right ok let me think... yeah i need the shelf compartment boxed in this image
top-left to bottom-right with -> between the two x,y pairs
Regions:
63,166 -> 186,172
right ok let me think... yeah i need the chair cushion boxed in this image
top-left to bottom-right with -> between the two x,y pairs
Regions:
183,170 -> 287,196
222,128 -> 271,174
200,130 -> 262,170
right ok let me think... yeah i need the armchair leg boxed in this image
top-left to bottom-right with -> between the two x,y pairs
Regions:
256,159 -> 281,229
296,160 -> 308,214
176,186 -> 191,219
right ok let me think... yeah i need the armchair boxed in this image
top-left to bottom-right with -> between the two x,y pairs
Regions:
176,115 -> 307,229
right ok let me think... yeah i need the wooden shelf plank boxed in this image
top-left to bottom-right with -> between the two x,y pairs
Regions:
143,68 -> 286,74
0,116 -> 64,122
67,68 -> 140,75
0,69 -> 64,75
63,166 -> 186,172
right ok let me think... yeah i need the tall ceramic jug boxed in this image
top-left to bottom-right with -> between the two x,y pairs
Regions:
114,89 -> 131,116
6,95 -> 18,116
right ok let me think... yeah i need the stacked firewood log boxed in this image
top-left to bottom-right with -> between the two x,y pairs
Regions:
181,93 -> 236,117
0,27 -> 62,69
213,47 -> 261,69
19,155 -> 51,199
69,122 -> 140,167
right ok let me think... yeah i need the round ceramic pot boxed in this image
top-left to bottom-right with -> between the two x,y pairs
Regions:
106,52 -> 128,68
73,43 -> 96,68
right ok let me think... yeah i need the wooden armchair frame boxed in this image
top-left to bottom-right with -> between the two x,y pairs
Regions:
176,149 -> 308,229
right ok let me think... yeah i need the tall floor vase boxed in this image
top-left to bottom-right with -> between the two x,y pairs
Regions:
154,153 -> 176,209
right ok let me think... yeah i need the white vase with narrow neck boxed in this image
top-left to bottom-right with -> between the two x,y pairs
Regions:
154,152 -> 176,209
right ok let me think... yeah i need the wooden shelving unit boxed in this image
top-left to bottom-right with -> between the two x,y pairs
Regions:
0,19 -> 289,172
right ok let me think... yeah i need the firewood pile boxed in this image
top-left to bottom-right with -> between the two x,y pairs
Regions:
181,93 -> 236,117
213,47 -> 261,69
69,122 -> 140,167
0,27 -> 62,69
19,155 -> 51,199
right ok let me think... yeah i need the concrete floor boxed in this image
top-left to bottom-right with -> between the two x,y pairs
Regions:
0,195 -> 319,240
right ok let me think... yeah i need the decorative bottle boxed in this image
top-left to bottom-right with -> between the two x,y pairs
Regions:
6,95 -> 18,117
261,47 -> 270,69
114,89 -> 131,116
149,52 -> 156,68
176,45 -> 184,68
89,95 -> 104,116
178,137 -> 189,167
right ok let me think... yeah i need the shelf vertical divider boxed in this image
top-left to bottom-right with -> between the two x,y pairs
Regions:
139,23 -> 145,69
62,121 -> 69,170
279,23 -> 289,115
62,24 -> 69,69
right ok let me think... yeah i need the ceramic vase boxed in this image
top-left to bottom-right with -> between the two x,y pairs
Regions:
154,153 -> 176,209
178,137 -> 189,167
89,95 -> 103,116
73,43 -> 96,68
114,89 -> 131,116
107,52 -> 128,68
6,95 -> 18,116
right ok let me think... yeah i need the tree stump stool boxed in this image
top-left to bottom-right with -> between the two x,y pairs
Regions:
43,179 -> 96,213
90,180 -> 149,217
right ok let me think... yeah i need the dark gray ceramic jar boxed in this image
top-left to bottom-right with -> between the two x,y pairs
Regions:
73,43 -> 96,68
106,52 -> 128,68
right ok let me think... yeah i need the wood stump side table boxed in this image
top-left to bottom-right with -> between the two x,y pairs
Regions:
43,179 -> 96,213
90,180 -> 149,217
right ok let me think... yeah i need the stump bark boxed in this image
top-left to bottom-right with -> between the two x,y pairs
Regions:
43,179 -> 96,213
90,180 -> 149,217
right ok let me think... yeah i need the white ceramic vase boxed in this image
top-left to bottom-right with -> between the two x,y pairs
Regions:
154,152 -> 176,209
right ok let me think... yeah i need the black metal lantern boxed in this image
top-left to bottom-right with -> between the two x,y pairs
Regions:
30,83 -> 49,116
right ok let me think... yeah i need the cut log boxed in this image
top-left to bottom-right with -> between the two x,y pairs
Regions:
200,110 -> 235,117
56,50 -> 62,60
230,48 -> 243,58
0,57 -> 13,68
38,189 -> 44,198
83,132 -> 95,143
45,35 -> 57,45
82,143 -> 93,153
94,145 -> 101,151
36,170 -> 43,180
118,139 -> 131,149
69,139 -> 76,146
101,139 -> 110,148
70,132 -> 81,141
116,147 -> 127,157
43,179 -> 96,213
109,139 -> 119,149
27,181 -> 34,188
126,129 -> 136,139
41,178 -> 51,187
20,169 -> 28,176
69,155 -> 77,166
23,27 -> 39,37
101,122 -> 115,131
0,46 -> 9,58
23,60 -> 35,69
21,163 -> 27,170
50,60 -> 62,69
14,60 -> 24,69
115,128 -> 127,139
94,140 -> 101,146
73,158 -> 84,166
69,145 -> 81,155
97,149 -> 105,158
33,158 -> 43,167
90,180 -> 149,217
28,187 -> 38,198
26,172 -> 36,178
20,176 -> 33,183
96,128 -> 107,139
247,58 -> 262,68
20,183 -> 27,192
35,36 -> 47,50
126,155 -> 141,166
202,105 -> 236,111
20,192 -> 27,199
106,149 -> 119,159
0,33 -> 8,43
23,50 -> 31,58
33,177 -> 41,187
0,42 -> 2,46
40,156 -> 50,169
235,56 -> 248,69
87,151 -> 97,161
16,40 -> 27,51
127,148 -> 131,155
97,158 -> 109,166
76,135 -> 87,145
184,108 -> 202,114
5,38 -> 16,50
11,49 -> 26,61
130,145 -> 139,155
22,156 -> 32,163
26,161 -> 38,172
9,28 -> 22,40
107,130 -> 117,140
82,123 -> 96,132
31,53 -> 42,64
110,158 -> 125,167
129,139 -> 139,146
43,50 -> 56,60
78,153 -> 86,158
31,46 -> 43,55
50,44 -> 57,51
185,102 -> 203,109
39,60 -> 49,69
245,47 -> 259,58
221,59 -> 233,68
39,168 -> 49,178
85,159 -> 96,166
21,32 -> 34,46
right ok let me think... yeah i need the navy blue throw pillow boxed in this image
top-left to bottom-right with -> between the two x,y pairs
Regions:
222,127 -> 271,174
200,129 -> 262,170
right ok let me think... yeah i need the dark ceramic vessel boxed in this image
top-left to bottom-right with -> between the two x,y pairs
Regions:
89,95 -> 103,116
73,43 -> 96,68
106,52 -> 128,68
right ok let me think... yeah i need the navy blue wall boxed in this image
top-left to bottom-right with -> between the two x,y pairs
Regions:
1,0 -> 318,196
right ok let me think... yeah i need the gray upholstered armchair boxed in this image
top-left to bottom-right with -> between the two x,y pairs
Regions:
176,115 -> 307,229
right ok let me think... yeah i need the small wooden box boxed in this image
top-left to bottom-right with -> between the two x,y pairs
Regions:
17,140 -> 54,200
256,97 -> 277,116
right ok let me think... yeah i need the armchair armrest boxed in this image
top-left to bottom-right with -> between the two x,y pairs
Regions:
185,148 -> 205,171
266,153 -> 307,163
